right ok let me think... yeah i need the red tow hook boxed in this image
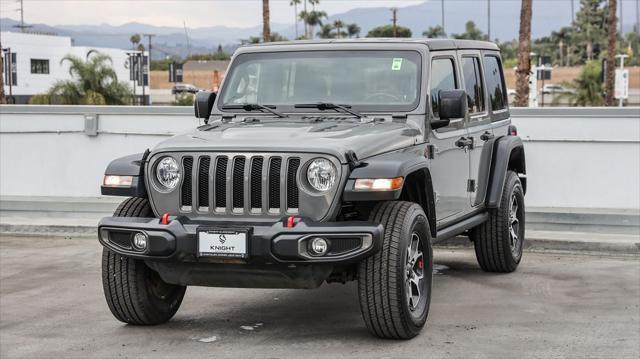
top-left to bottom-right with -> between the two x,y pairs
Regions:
286,215 -> 296,228
161,212 -> 170,225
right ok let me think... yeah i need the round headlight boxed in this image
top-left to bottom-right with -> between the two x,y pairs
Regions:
306,158 -> 337,192
156,157 -> 180,190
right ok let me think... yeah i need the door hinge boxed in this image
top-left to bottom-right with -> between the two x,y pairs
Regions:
467,179 -> 476,192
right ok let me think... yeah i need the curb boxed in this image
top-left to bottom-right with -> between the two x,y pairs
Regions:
2,223 -> 638,256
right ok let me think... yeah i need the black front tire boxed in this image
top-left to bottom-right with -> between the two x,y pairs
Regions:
471,171 -> 525,273
357,201 -> 433,339
101,197 -> 186,325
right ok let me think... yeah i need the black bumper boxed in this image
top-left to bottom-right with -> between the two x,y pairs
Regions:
98,216 -> 383,265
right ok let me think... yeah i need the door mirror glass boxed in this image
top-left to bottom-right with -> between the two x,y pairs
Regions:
438,89 -> 468,120
194,91 -> 216,119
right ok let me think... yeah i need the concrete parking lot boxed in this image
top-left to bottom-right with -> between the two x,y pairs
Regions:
1,235 -> 638,359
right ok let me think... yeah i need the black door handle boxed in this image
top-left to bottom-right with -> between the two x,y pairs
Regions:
455,136 -> 474,149
480,131 -> 495,141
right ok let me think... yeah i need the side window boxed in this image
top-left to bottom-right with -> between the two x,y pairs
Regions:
483,55 -> 508,112
461,57 -> 485,114
430,58 -> 457,118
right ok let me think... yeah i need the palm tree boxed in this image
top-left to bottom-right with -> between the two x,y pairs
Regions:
290,0 -> 301,38
45,50 -> 132,105
514,0 -> 532,107
305,10 -> 327,39
129,34 -> 141,51
262,0 -> 271,43
317,24 -> 335,39
604,0 -> 617,106
333,19 -> 345,38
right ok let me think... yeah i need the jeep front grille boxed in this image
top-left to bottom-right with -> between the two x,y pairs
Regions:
179,153 -> 301,215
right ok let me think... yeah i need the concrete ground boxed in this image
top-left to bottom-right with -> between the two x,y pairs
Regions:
1,236 -> 638,359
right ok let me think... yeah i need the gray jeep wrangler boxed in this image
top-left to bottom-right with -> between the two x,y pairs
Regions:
98,39 -> 526,339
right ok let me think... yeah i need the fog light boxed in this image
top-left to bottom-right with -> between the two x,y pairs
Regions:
309,237 -> 329,256
132,232 -> 148,251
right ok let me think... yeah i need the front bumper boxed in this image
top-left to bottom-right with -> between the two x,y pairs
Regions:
97,216 -> 383,265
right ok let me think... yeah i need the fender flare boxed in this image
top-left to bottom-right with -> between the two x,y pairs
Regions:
485,136 -> 526,208
343,151 -> 437,238
100,151 -> 149,198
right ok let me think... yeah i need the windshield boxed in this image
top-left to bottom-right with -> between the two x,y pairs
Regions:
218,50 -> 421,113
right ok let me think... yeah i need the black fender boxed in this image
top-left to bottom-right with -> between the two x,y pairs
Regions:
343,151 -> 437,238
485,136 -> 526,208
100,150 -> 149,198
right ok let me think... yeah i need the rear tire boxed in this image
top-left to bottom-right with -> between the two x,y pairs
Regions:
101,197 -> 186,325
471,171 -> 525,273
357,201 -> 433,339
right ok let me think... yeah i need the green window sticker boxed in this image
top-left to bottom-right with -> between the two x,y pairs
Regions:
392,58 -> 403,71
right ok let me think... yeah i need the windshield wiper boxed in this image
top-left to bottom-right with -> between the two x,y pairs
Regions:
222,103 -> 287,118
294,102 -> 364,119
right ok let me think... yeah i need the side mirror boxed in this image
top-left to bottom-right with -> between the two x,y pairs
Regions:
438,89 -> 468,120
194,91 -> 216,119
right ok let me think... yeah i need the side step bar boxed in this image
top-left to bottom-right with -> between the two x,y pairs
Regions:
434,212 -> 488,243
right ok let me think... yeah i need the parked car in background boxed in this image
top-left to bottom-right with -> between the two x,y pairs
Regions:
171,83 -> 200,95
542,84 -> 574,94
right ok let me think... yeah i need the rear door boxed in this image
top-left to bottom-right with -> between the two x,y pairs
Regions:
458,50 -> 492,208
428,52 -> 471,224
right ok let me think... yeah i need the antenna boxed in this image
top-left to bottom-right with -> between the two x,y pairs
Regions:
183,21 -> 192,57
14,0 -> 33,32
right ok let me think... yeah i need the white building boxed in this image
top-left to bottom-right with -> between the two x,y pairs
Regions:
1,31 -> 149,104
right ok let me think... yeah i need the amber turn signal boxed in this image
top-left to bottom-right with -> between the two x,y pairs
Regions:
354,177 -> 404,191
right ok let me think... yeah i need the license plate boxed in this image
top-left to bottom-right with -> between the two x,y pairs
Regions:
198,228 -> 248,258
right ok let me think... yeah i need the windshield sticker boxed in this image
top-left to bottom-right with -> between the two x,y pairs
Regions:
392,58 -> 403,71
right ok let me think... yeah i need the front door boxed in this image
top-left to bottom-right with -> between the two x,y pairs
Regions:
428,53 -> 471,225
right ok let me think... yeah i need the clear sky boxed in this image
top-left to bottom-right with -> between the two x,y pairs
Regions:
0,0 -> 424,28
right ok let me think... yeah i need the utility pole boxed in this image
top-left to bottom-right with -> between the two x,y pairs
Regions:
143,34 -> 154,105
620,0 -> 623,36
488,0 -> 491,40
441,0 -> 445,34
571,0 -> 575,24
390,8 -> 398,37
13,0 -> 32,32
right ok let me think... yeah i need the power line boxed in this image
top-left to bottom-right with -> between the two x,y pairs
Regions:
13,0 -> 33,32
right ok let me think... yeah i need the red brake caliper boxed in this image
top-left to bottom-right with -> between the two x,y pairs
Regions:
418,258 -> 423,269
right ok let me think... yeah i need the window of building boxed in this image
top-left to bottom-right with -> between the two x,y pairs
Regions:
483,55 -> 508,112
462,57 -> 485,114
30,59 -> 50,74
430,58 -> 457,118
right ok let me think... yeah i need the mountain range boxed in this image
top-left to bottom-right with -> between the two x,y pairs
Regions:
1,0 -> 637,60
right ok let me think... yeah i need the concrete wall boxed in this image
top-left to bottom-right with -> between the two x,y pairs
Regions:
1,105 -> 639,211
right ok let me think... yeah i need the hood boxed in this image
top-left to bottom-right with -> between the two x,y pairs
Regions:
153,118 -> 420,163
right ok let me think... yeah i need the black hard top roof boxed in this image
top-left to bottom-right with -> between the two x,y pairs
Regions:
243,38 -> 500,51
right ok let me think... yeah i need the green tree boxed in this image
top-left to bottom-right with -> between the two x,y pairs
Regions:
452,21 -> 488,40
572,0 -> 608,62
129,34 -> 141,50
347,23 -> 361,38
300,10 -> 327,38
555,60 -> 604,106
317,23 -> 335,39
422,25 -> 445,38
367,25 -> 412,38
40,50 -> 132,105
